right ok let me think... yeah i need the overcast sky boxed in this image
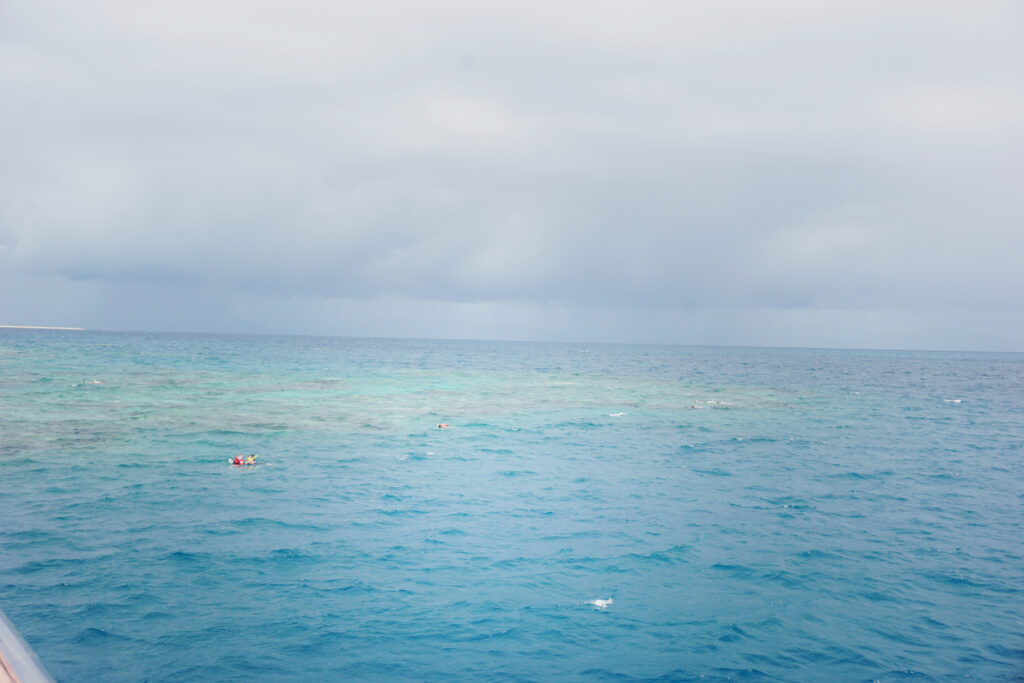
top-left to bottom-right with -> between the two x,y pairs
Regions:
2,1 -> 1022,350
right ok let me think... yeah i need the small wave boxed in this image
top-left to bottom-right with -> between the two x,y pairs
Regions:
608,412 -> 625,417
943,398 -> 963,404
240,422 -> 289,432
163,550 -> 214,565
629,546 -> 691,566
232,517 -> 326,532
857,589 -> 899,603
693,468 -> 733,477
711,563 -> 755,578
0,456 -> 39,466
265,548 -> 319,562
556,420 -> 600,429
73,627 -> 134,644
878,668 -> 944,679
763,570 -> 805,589
141,611 -> 175,621
717,623 -> 749,643
201,429 -> 253,437
376,508 -> 426,516
830,470 -> 883,480
988,644 -> 1024,660
768,497 -> 815,510
13,557 -> 83,574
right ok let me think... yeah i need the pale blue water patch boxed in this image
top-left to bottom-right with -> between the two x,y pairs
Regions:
1,330 -> 1023,681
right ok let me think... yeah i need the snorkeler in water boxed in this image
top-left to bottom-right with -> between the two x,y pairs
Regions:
246,454 -> 258,465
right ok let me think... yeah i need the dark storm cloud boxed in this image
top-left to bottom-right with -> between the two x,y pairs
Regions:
2,0 -> 1022,348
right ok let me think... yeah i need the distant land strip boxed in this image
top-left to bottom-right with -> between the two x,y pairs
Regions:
0,325 -> 84,330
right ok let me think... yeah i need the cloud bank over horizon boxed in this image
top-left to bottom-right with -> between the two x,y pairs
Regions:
2,1 -> 1022,349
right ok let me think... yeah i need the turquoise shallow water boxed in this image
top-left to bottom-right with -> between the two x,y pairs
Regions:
1,330 -> 1023,681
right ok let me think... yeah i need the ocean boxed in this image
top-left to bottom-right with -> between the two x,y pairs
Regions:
1,329 -> 1022,681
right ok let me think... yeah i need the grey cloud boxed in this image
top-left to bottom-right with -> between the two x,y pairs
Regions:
2,0 -> 1022,348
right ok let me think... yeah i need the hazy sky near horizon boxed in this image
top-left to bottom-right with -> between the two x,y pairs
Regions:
2,1 -> 1022,349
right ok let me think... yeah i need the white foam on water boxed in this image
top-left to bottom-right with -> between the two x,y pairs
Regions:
609,412 -> 625,417
944,399 -> 963,404
588,598 -> 614,610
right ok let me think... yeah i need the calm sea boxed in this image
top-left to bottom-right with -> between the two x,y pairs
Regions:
1,330 -> 1022,681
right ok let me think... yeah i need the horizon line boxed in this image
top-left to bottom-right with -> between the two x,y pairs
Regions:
4,324 -> 1020,355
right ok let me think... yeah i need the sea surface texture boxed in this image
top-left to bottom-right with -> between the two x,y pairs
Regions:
1,330 -> 1022,681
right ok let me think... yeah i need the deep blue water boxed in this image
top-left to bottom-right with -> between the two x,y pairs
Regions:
1,330 -> 1022,681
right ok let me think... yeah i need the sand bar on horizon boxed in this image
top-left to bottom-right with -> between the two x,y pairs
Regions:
0,325 -> 84,330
